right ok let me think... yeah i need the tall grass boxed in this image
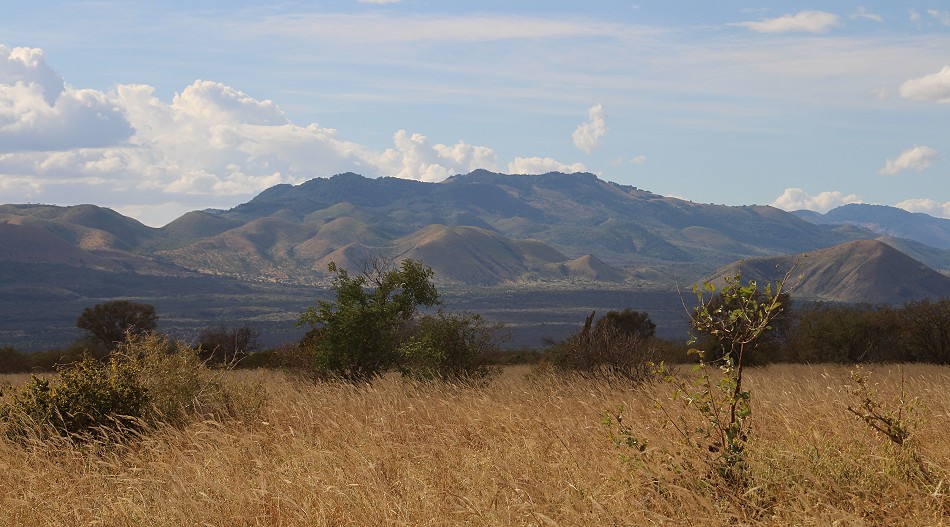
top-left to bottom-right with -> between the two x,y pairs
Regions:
1,365 -> 947,526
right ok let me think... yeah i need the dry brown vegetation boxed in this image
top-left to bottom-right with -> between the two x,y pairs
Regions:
1,364 -> 948,526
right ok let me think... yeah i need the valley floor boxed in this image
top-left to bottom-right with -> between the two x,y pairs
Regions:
1,364 -> 948,526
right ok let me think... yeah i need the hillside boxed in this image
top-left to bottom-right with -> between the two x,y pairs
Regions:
150,170 -> 868,284
4,171 -> 947,288
709,239 -> 950,304
3,171 -> 950,351
794,203 -> 950,250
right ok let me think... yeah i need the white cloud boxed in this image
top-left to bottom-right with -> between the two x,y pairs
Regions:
373,130 -> 497,182
895,198 -> 950,219
0,45 -> 132,152
0,45 -> 64,105
879,146 -> 940,176
0,48 -> 508,225
737,10 -> 841,34
850,7 -> 882,23
632,155 -> 647,164
900,66 -> 950,103
771,188 -> 862,213
572,104 -> 606,154
928,9 -> 950,26
507,157 -> 586,175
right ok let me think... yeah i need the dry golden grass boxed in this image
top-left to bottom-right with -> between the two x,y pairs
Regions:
1,364 -> 948,526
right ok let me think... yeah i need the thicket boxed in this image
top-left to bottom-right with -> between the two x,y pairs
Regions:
297,258 -> 507,382
0,333 -> 263,441
544,309 -> 674,382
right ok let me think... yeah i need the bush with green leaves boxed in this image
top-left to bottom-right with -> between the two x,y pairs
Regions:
398,312 -> 506,381
297,258 -> 440,382
0,353 -> 146,440
0,333 -> 264,441
654,270 -> 790,484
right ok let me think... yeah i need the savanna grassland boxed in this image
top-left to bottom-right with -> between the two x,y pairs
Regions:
1,364 -> 947,526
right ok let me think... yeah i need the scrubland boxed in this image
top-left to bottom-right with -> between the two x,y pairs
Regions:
1,364 -> 948,526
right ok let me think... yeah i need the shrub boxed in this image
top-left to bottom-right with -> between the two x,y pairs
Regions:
654,270 -> 790,483
0,346 -> 29,374
398,312 -> 506,381
0,354 -> 147,440
546,311 -> 659,382
297,258 -> 439,382
0,333 -> 264,441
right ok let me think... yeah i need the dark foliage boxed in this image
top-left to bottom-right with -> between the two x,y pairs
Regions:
196,323 -> 261,366
76,300 -> 158,350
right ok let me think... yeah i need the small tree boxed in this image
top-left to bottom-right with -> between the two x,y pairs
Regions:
196,323 -> 261,366
297,258 -> 439,382
76,300 -> 158,350
595,308 -> 656,339
654,270 -> 791,483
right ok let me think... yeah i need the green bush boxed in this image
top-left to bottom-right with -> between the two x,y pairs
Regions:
0,354 -> 147,440
398,312 -> 505,381
0,333 -> 264,441
298,259 -> 439,382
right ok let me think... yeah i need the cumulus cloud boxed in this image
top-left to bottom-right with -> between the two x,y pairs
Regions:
879,146 -> 940,176
374,130 -> 498,182
507,156 -> 586,174
0,46 -> 511,225
737,10 -> 840,34
895,198 -> 950,219
899,66 -> 950,103
0,45 -> 132,152
770,188 -> 862,213
572,104 -> 606,154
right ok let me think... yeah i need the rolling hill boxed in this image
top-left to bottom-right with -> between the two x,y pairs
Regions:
708,239 -> 950,304
3,170 -> 950,351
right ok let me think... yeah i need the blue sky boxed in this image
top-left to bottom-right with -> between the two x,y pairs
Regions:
1,1 -> 949,226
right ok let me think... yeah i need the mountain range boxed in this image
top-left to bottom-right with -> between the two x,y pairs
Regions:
2,170 -> 949,349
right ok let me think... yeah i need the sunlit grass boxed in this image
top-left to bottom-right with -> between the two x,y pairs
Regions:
1,365 -> 947,526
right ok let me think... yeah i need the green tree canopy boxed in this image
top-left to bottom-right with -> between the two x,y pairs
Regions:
297,258 -> 439,381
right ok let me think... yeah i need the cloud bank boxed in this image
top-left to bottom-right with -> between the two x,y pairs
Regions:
0,45 -> 594,225
771,188 -> 862,213
896,198 -> 950,219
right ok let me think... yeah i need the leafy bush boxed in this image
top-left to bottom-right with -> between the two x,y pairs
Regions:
546,311 -> 659,382
0,333 -> 264,441
0,354 -> 147,440
655,270 -> 789,484
298,258 -> 440,382
594,308 -> 656,339
398,312 -> 506,381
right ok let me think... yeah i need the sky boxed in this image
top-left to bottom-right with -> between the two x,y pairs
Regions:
1,1 -> 949,227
